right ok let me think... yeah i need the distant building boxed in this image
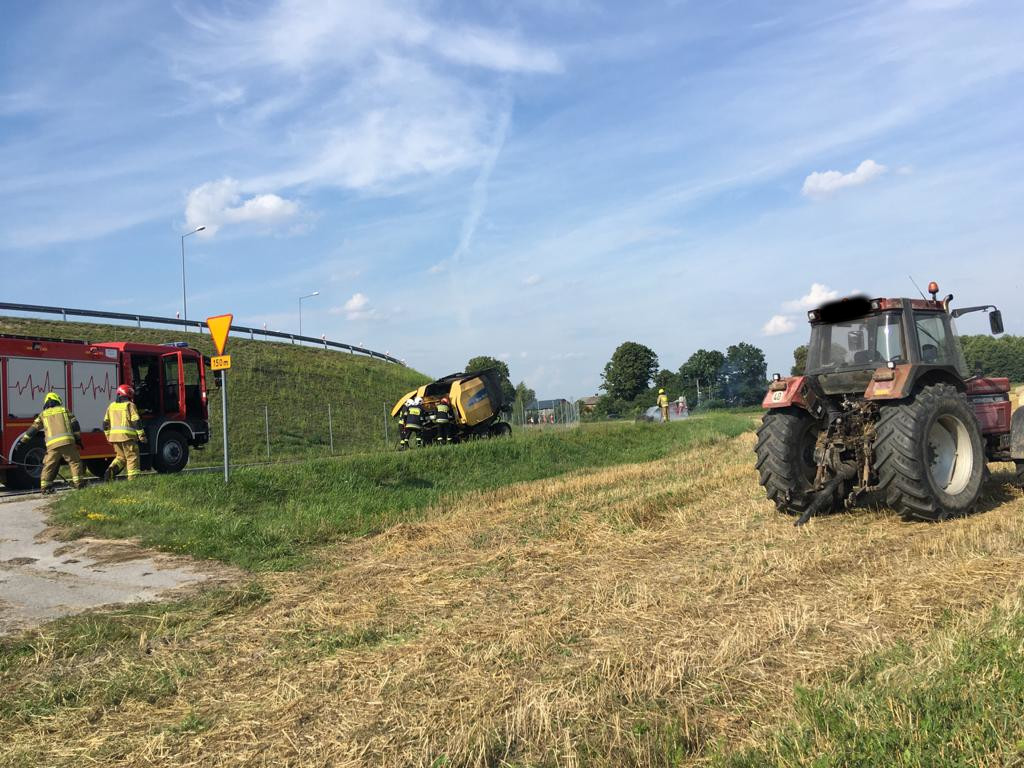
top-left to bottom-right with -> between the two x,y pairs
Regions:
527,398 -> 571,423
580,395 -> 600,414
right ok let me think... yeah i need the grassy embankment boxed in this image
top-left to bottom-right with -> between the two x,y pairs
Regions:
0,316 -> 430,464
4,417 -> 1024,766
52,414 -> 756,570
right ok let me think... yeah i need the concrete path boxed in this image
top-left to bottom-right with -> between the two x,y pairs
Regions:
0,497 -> 232,636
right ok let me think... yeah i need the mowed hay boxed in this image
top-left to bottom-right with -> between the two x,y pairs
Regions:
5,434 -> 1024,767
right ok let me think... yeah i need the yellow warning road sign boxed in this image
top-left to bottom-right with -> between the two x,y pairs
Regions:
206,314 -> 233,356
210,355 -> 232,371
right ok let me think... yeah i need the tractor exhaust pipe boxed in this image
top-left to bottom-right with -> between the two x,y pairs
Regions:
795,461 -> 858,527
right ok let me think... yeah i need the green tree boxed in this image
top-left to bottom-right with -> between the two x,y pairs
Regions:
722,342 -> 768,406
654,368 -> 684,397
792,345 -> 808,376
466,356 -> 516,408
679,349 -> 725,405
514,381 -> 536,408
601,342 -> 659,401
960,335 -> 1024,381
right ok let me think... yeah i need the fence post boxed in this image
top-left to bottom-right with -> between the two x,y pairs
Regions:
264,405 -> 270,459
328,403 -> 335,455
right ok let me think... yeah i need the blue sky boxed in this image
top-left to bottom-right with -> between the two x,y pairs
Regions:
2,0 -> 1023,398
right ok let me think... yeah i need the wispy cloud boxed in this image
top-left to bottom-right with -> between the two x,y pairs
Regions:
802,159 -> 888,199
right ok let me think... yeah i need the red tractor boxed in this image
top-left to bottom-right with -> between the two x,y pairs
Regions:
755,283 -> 1024,525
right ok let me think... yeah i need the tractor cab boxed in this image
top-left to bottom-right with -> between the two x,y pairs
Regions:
803,292 -> 979,396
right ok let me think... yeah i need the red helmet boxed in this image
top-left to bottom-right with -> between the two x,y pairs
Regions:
117,384 -> 135,399
441,397 -> 449,404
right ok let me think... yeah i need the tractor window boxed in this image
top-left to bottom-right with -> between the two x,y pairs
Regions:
914,312 -> 968,375
807,312 -> 904,373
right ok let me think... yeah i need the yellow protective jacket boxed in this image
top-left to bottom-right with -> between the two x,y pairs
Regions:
27,406 -> 81,449
433,403 -> 452,424
657,394 -> 669,408
103,400 -> 145,443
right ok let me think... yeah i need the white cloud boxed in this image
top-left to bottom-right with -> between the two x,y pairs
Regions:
185,178 -> 299,236
783,283 -> 839,311
331,292 -> 385,321
801,159 -> 888,199
523,274 -> 543,287
762,314 -> 797,336
174,2 -> 559,195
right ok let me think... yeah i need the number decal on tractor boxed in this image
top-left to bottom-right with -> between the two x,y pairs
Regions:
772,390 -> 785,402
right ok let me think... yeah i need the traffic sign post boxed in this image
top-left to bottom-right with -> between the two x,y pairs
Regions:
206,314 -> 233,483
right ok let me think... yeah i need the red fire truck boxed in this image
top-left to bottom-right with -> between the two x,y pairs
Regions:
1,334 -> 211,489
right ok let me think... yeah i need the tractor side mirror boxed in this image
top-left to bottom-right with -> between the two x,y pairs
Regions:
989,310 -> 1004,335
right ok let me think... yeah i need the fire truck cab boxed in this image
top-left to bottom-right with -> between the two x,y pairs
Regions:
1,334 -> 210,489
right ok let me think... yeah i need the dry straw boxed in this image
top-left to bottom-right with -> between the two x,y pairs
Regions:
4,433 -> 1024,767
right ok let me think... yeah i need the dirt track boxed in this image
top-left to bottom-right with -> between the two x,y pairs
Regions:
0,498 -> 234,636
4,434 -> 1024,767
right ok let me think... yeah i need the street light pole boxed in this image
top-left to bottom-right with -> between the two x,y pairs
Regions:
180,226 -> 206,328
298,291 -> 319,337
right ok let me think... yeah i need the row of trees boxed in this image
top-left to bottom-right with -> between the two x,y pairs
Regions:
596,340 -> 768,417
790,335 -> 1024,380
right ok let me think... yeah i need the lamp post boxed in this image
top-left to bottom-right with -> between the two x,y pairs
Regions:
180,226 -> 206,328
298,291 -> 319,337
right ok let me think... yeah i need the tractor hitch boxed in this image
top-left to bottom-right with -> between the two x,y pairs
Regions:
795,462 -> 859,527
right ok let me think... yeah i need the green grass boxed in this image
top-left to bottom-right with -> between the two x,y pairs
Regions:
0,582 -> 268,727
53,414 -> 755,571
714,606 -> 1024,768
0,315 -> 430,464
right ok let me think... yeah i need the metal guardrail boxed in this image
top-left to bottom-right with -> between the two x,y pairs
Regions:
0,302 -> 404,365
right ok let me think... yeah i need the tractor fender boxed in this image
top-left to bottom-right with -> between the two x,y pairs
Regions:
1012,406 -> 1024,460
762,376 -> 823,418
865,365 -> 964,401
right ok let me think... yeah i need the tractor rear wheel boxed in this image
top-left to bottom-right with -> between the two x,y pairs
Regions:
874,383 -> 985,521
754,407 -> 821,515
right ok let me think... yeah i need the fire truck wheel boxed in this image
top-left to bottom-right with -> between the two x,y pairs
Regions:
754,407 -> 821,515
153,430 -> 189,474
875,383 -> 985,521
7,437 -> 45,489
85,459 -> 112,478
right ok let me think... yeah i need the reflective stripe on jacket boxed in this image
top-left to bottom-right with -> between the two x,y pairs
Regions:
39,407 -> 76,448
104,401 -> 144,442
405,406 -> 423,429
433,403 -> 452,424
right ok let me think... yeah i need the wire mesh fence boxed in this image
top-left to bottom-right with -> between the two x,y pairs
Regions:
191,393 -> 581,468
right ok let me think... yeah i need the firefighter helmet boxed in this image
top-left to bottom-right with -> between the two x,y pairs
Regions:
43,392 -> 63,407
441,397 -> 449,404
117,384 -> 135,399
659,388 -> 665,394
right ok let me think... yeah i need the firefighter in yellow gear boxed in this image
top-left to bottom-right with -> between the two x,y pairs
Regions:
102,384 -> 147,480
657,388 -> 670,423
433,396 -> 454,444
399,398 -> 423,449
18,392 -> 85,493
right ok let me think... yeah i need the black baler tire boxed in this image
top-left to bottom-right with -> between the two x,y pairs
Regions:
874,383 -> 985,521
754,408 -> 821,515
